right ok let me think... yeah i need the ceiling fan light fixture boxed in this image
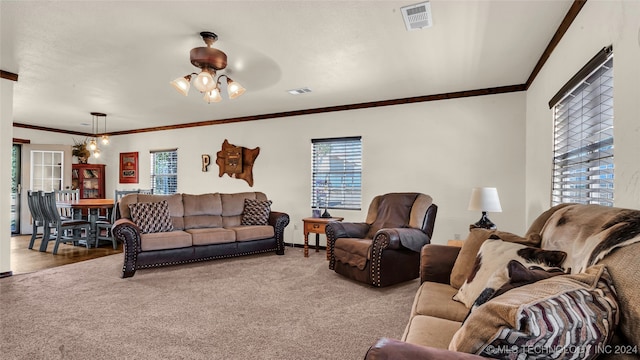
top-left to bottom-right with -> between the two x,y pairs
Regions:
170,75 -> 192,96
171,31 -> 245,103
93,148 -> 101,158
226,77 -> 246,99
101,135 -> 110,145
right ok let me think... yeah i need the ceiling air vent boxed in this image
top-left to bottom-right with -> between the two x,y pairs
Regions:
401,2 -> 432,31
287,87 -> 312,95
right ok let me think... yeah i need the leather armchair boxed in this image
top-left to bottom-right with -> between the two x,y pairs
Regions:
326,192 -> 437,287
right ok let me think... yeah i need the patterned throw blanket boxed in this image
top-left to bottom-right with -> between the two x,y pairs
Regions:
540,204 -> 640,273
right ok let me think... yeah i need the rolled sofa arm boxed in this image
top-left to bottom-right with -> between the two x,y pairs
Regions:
420,244 -> 460,285
364,338 -> 491,360
112,218 -> 142,278
374,227 -> 430,252
268,211 -> 290,255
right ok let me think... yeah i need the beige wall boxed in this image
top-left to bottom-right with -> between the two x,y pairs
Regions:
525,0 -> 640,225
89,92 -> 528,246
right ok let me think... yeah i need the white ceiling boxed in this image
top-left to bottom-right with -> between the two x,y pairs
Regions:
1,0 -> 573,134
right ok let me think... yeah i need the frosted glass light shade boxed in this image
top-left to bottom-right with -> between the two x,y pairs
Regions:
93,148 -> 101,158
170,76 -> 191,96
203,88 -> 222,103
193,70 -> 216,92
226,78 -> 246,99
88,139 -> 97,151
101,135 -> 110,145
468,187 -> 502,212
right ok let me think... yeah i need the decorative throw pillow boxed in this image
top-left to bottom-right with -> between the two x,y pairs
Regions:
452,239 -> 566,308
450,229 -> 542,289
449,265 -> 619,360
241,199 -> 272,226
469,260 -> 566,313
128,200 -> 174,234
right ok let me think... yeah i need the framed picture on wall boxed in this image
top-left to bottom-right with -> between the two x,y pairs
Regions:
119,152 -> 139,184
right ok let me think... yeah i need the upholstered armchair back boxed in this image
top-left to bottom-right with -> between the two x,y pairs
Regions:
364,193 -> 434,238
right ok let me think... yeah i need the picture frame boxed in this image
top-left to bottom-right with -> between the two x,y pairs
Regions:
119,152 -> 139,184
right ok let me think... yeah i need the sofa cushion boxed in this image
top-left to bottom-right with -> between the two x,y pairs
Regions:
450,229 -> 541,289
411,282 -> 469,322
183,193 -> 223,229
186,228 -> 236,245
128,200 -> 174,234
453,239 -> 566,308
449,265 -> 619,359
139,230 -> 192,251
334,238 -> 372,270
402,315 -> 462,349
241,198 -> 272,226
229,225 -> 275,242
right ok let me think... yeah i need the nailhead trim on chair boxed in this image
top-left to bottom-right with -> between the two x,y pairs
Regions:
370,233 -> 391,287
326,224 -> 338,270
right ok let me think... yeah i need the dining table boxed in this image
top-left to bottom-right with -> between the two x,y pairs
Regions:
56,198 -> 115,247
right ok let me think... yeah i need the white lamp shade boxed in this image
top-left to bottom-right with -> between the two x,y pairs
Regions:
88,139 -> 97,151
193,70 -> 216,93
226,78 -> 246,99
170,76 -> 191,96
468,187 -> 502,212
101,135 -> 110,145
92,148 -> 101,158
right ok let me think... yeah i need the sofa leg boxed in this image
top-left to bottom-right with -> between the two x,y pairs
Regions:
276,248 -> 285,255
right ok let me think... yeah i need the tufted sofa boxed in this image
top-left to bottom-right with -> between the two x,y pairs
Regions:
112,192 -> 289,278
365,203 -> 640,359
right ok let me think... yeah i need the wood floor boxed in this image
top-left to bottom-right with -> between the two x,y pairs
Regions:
9,234 -> 123,275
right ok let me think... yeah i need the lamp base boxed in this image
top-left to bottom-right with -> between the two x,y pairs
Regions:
469,211 -> 497,230
321,208 -> 332,218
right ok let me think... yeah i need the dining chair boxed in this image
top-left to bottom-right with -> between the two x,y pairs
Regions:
95,189 -> 152,249
41,191 -> 92,254
54,189 -> 80,220
27,190 -> 49,250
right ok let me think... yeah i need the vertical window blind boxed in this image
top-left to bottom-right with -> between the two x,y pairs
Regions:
150,149 -> 178,194
311,137 -> 362,210
551,46 -> 613,206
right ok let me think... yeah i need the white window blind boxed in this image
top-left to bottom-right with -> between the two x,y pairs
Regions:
150,149 -> 178,194
551,47 -> 613,206
312,137 -> 362,210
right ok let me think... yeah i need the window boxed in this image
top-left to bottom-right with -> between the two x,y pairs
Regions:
550,46 -> 613,206
150,149 -> 178,194
30,150 -> 64,192
311,137 -> 362,210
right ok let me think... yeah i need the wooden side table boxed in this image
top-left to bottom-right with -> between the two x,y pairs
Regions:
302,217 -> 344,259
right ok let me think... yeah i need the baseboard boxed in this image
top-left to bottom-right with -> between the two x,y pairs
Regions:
284,242 -> 327,250
0,271 -> 13,278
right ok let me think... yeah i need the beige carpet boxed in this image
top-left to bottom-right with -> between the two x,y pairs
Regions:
0,247 -> 419,360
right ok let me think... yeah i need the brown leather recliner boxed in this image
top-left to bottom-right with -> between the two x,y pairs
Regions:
326,193 -> 437,287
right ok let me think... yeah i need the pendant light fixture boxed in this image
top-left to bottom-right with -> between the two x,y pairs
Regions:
170,31 -> 246,103
89,112 -> 108,158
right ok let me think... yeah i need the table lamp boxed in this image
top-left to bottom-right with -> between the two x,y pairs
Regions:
468,187 -> 502,230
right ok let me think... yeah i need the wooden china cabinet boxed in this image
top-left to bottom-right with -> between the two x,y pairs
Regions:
72,164 -> 106,199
